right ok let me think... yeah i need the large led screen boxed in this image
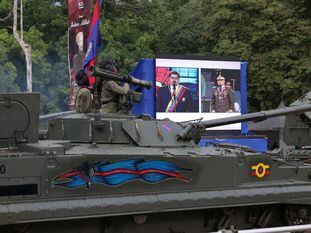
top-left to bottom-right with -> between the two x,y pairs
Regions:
156,55 -> 246,130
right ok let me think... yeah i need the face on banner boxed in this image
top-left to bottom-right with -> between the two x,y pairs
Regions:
155,56 -> 244,130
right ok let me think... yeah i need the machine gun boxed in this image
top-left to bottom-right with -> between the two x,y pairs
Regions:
89,66 -> 152,115
177,104 -> 311,141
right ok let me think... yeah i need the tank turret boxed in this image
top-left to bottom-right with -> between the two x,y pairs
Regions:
45,96 -> 311,147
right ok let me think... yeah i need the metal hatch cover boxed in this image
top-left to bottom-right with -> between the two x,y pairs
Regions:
0,93 -> 39,143
0,97 -> 29,139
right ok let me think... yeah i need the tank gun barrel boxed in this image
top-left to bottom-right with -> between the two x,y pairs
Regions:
89,66 -> 152,89
177,104 -> 311,141
201,104 -> 311,128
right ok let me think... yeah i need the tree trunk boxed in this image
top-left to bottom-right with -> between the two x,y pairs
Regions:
13,0 -> 32,92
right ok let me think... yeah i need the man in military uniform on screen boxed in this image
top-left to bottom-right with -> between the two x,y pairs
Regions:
156,71 -> 192,112
211,75 -> 235,113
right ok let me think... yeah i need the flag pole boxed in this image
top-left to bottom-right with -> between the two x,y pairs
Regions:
93,0 -> 102,121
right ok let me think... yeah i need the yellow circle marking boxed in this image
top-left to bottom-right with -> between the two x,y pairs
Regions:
251,163 -> 270,178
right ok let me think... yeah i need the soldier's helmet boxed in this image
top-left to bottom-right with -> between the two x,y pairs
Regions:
100,60 -> 116,72
75,70 -> 90,87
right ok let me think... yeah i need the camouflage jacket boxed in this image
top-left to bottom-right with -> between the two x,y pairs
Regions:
74,87 -> 93,113
101,81 -> 129,113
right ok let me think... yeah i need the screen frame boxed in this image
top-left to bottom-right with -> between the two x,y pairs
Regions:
155,54 -> 248,132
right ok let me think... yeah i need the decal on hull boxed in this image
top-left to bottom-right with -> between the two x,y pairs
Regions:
251,163 -> 270,178
52,159 -> 192,189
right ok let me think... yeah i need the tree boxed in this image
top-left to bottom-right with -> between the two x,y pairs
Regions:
0,29 -> 19,92
201,0 -> 311,110
101,0 -> 165,72
0,0 -> 69,113
13,0 -> 32,92
155,0 -> 205,55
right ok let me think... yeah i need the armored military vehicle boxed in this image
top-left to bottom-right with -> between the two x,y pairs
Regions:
1,68 -> 311,233
248,91 -> 311,164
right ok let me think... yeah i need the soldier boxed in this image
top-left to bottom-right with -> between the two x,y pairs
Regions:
156,71 -> 192,112
74,70 -> 93,113
100,60 -> 131,113
211,75 -> 235,113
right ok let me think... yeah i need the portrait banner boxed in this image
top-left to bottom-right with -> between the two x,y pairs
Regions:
68,0 -> 92,109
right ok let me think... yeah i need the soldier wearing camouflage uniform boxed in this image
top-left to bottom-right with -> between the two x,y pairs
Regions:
74,70 -> 93,113
100,60 -> 130,113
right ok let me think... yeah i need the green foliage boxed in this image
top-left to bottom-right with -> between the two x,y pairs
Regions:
0,0 -> 68,114
0,0 -> 310,113
100,0 -> 159,72
0,0 -> 12,21
200,0 -> 311,110
156,0 -> 205,54
0,53 -> 19,92
24,27 -> 48,61
0,29 -> 19,92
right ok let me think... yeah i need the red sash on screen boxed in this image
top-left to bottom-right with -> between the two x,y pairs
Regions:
165,85 -> 187,112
